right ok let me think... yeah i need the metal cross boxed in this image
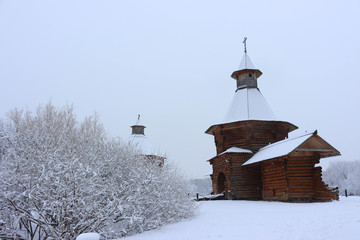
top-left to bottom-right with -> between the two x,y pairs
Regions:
243,37 -> 247,54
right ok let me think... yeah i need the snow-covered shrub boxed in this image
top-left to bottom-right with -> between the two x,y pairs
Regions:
0,103 -> 195,239
76,232 -> 100,240
323,160 -> 360,196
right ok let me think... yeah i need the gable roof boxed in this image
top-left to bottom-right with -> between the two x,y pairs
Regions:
242,131 -> 340,166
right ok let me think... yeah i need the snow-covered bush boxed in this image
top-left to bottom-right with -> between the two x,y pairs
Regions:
0,103 -> 195,239
76,232 -> 100,240
323,160 -> 360,196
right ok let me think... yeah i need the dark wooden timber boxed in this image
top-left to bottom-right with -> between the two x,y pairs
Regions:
206,120 -> 297,154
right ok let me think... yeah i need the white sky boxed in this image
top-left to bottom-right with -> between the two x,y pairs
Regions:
1,0 -> 359,178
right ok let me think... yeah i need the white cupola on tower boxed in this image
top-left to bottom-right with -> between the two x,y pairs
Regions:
128,115 -> 155,156
223,38 -> 276,123
128,115 -> 165,165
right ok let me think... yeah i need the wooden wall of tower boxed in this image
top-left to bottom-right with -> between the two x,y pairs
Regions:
208,121 -> 295,154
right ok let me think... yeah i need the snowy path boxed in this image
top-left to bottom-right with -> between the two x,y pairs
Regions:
123,197 -> 360,240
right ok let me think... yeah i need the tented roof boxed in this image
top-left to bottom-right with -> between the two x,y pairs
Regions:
239,53 -> 255,69
131,117 -> 145,127
232,53 -> 262,79
128,134 -> 155,155
223,88 -> 276,123
243,132 -> 340,166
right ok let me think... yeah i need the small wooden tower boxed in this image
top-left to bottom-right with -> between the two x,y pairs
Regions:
206,40 -> 340,202
129,115 -> 165,166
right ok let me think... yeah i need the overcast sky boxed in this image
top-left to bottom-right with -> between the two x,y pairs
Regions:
1,0 -> 359,178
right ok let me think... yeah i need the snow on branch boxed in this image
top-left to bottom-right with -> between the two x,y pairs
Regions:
323,160 -> 360,196
0,103 -> 196,239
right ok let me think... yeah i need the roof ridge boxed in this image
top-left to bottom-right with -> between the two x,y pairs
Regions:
258,132 -> 314,152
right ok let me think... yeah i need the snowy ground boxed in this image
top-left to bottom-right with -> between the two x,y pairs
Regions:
123,196 -> 360,240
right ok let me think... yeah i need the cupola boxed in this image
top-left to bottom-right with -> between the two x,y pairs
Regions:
231,37 -> 262,91
131,114 -> 145,135
222,38 -> 276,123
128,115 -> 154,155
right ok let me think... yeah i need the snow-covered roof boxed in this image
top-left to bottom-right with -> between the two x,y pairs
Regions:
239,53 -> 255,69
243,133 -> 313,166
223,88 -> 276,123
208,147 -> 252,162
220,147 -> 253,155
131,117 -> 145,127
128,134 -> 155,155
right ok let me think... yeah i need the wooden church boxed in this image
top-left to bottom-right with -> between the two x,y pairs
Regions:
206,40 -> 340,202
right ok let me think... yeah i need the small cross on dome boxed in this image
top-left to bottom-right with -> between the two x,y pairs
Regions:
243,37 -> 247,54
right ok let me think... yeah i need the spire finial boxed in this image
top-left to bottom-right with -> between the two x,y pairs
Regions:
243,37 -> 247,54
138,114 -> 140,120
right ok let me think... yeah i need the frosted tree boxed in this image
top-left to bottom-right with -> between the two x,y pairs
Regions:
323,160 -> 360,196
0,103 -> 195,239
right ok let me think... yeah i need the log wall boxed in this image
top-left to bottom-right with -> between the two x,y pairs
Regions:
231,162 -> 262,200
313,166 -> 339,201
286,152 -> 338,201
261,159 -> 289,201
211,153 -> 262,199
286,156 -> 315,201
212,121 -> 292,154
210,154 -> 231,195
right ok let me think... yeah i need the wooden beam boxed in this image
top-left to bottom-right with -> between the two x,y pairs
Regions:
296,148 -> 333,152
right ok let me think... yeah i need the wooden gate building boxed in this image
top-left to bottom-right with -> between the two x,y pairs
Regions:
206,44 -> 340,202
